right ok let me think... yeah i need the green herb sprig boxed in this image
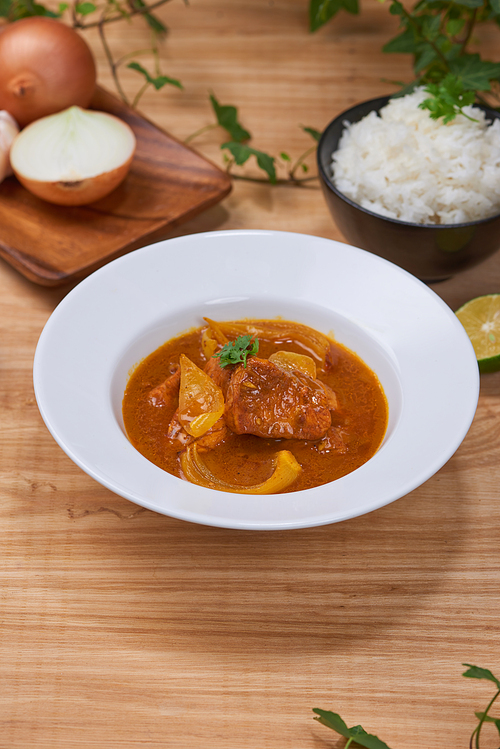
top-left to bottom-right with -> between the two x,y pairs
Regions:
419,74 -> 477,123
212,335 -> 259,368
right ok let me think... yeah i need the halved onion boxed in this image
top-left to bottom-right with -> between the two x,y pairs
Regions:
180,445 -> 302,494
10,105 -> 136,206
0,110 -> 19,182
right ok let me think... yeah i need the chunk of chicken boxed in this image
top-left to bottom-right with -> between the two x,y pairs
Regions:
147,365 -> 181,407
203,356 -> 232,396
224,357 -> 337,440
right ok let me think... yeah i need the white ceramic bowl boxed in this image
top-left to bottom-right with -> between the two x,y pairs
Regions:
33,230 -> 479,530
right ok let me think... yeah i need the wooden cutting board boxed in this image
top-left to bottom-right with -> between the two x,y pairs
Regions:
0,86 -> 232,286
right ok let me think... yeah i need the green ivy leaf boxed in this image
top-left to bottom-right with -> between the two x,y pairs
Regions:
414,43 -> 439,73
221,142 -> 276,182
449,53 -> 500,90
313,709 -> 393,749
209,94 -> 251,142
383,28 -> 418,54
309,0 -> 359,32
451,0 -> 484,7
313,709 -> 351,738
127,61 -> 183,90
463,664 -> 500,690
75,1 -> 96,15
302,125 -> 322,141
475,711 -> 500,734
6,0 -> 61,17
128,0 -> 167,35
446,17 -> 466,35
388,0 -> 405,15
420,12 -> 441,39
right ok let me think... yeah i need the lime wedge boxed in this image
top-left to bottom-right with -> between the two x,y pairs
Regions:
456,294 -> 500,373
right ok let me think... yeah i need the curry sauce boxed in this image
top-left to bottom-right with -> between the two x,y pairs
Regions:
122,320 -> 388,493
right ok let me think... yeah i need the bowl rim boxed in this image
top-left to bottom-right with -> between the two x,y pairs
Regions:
317,94 -> 500,230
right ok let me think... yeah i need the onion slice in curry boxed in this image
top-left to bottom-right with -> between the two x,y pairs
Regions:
203,318 -> 333,370
178,354 -> 225,437
180,444 -> 302,494
268,350 -> 317,378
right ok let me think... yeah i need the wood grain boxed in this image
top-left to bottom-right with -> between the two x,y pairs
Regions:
1,2 -> 500,748
0,87 -> 231,285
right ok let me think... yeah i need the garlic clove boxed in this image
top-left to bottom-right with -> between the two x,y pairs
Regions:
10,105 -> 136,205
0,110 -> 20,182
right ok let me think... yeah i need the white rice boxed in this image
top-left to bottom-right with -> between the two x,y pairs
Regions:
331,89 -> 500,225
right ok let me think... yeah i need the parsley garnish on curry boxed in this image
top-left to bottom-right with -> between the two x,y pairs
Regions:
122,319 -> 388,494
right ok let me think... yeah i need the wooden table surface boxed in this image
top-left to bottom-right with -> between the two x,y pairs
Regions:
2,2 -> 500,747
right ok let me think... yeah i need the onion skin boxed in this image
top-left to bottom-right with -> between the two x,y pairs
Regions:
14,156 -> 134,206
0,18 -> 96,128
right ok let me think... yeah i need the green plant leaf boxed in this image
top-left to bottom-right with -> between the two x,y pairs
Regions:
302,125 -> 322,141
75,1 -> 96,15
490,0 -> 500,14
414,43 -> 439,73
383,28 -> 418,54
341,0 -> 359,12
420,12 -> 442,39
449,54 -> 500,89
127,61 -> 183,90
313,709 -> 351,738
446,17 -> 466,35
309,0 -> 359,32
221,142 -> 277,182
475,711 -> 500,734
5,0 -> 61,17
313,709 -> 393,749
128,0 -> 167,35
451,0 -> 484,7
463,664 -> 500,689
209,94 -> 251,142
388,0 -> 405,15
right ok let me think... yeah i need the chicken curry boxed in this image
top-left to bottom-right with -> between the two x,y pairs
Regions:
122,318 -> 388,494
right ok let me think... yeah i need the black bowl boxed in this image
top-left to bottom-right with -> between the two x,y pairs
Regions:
317,96 -> 500,282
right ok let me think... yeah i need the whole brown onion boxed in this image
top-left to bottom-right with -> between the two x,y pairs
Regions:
0,17 -> 96,128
